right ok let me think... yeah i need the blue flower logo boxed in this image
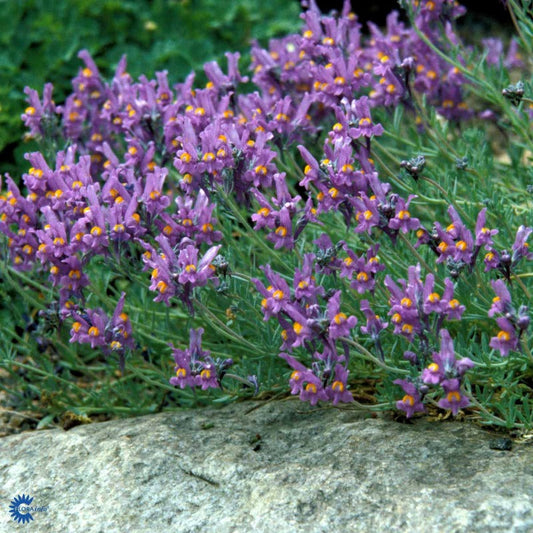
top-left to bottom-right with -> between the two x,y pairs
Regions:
9,494 -> 34,524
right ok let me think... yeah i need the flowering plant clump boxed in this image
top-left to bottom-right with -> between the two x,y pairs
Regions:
1,0 -> 532,431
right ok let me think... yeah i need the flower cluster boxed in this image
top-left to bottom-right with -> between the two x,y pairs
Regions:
488,279 -> 530,356
69,293 -> 135,371
383,264 -> 474,417
395,328 -> 473,417
169,328 -> 233,390
253,251 -> 357,405
1,0 -> 531,419
385,264 -> 465,343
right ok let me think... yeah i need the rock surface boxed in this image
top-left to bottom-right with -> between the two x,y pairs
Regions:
1,399 -> 532,532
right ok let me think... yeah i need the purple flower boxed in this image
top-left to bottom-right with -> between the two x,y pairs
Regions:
108,292 -> 135,350
80,185 -> 108,252
360,299 -> 388,339
147,254 -> 176,306
142,167 -> 171,217
293,253 -> 324,302
344,96 -> 385,139
484,249 -> 500,272
204,51 -> 247,91
70,308 -> 108,349
280,353 -> 315,395
253,264 -> 292,319
422,273 -> 447,314
22,83 -> 57,137
444,205 -> 466,239
251,190 -> 277,231
421,358 -> 443,385
169,354 -> 194,389
354,194 -> 380,234
177,244 -> 221,287
297,145 -> 320,188
195,363 -> 219,390
438,379 -> 470,416
59,256 -> 90,295
489,317 -> 519,356
475,208 -> 498,247
488,279 -> 512,317
393,379 -> 425,418
327,291 -> 357,339
345,245 -> 384,294
267,207 -> 294,250
299,376 -> 329,406
384,267 -> 424,341
326,365 -> 353,405
442,279 -> 465,320
170,328 -> 220,390
422,329 -> 474,385
388,195 -> 420,233
285,303 -> 314,348
512,225 -> 533,263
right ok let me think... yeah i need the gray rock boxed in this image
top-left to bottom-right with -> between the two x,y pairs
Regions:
1,400 -> 532,533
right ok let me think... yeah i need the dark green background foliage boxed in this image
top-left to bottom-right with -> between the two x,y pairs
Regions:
0,0 -> 300,173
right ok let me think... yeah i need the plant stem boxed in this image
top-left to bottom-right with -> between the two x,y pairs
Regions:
341,336 -> 409,375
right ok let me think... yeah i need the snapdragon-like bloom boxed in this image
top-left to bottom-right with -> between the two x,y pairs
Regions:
176,244 -> 220,287
388,195 -> 420,234
489,317 -> 519,356
354,194 -> 380,235
267,207 -> 295,250
422,273 -> 447,314
169,328 -> 231,390
326,365 -> 353,405
299,375 -> 329,406
293,253 -> 324,302
512,225 -> 533,263
142,167 -> 171,217
343,96 -> 385,139
327,291 -> 357,340
280,352 -> 316,395
285,303 -> 314,349
69,307 -> 108,349
21,83 -> 57,137
438,378 -> 470,416
422,329 -> 474,385
360,300 -> 388,339
342,244 -> 384,294
393,379 -> 425,418
474,207 -> 498,248
66,294 -> 135,369
488,279 -> 512,317
253,264 -> 292,319
384,267 -> 423,341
